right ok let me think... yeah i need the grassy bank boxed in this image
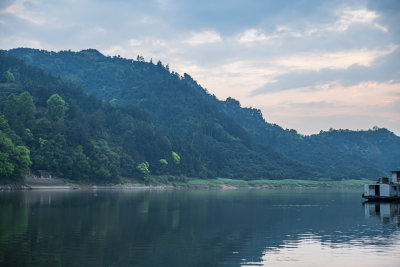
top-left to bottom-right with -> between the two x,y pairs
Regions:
1,176 -> 374,190
144,176 -> 374,188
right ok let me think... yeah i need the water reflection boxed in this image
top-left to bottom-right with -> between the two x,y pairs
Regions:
364,202 -> 400,225
0,189 -> 399,267
239,201 -> 400,267
242,233 -> 400,267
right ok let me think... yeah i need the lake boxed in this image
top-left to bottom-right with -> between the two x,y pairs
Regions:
0,189 -> 399,267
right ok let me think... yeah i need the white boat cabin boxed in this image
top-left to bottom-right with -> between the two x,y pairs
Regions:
363,171 -> 400,200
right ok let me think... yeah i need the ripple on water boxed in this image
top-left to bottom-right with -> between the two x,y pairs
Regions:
241,232 -> 400,267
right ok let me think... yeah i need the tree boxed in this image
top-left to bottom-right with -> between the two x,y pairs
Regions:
3,94 -> 18,125
0,130 -> 31,180
136,161 -> 150,178
3,92 -> 35,135
159,159 -> 168,166
88,140 -> 120,182
12,145 -> 31,178
47,94 -> 67,121
17,92 -> 36,123
2,70 -> 15,82
71,146 -> 90,180
0,134 -> 14,177
171,151 -> 180,164
0,115 -> 19,144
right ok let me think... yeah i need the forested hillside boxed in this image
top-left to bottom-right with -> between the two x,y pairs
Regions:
316,128 -> 400,172
0,51 -> 318,183
0,52 -> 184,182
220,98 -> 400,179
5,48 -> 399,181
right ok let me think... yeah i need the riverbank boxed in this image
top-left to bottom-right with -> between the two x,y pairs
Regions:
167,177 -> 374,189
0,176 -> 373,190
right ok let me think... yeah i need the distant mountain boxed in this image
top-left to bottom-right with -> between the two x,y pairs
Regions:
219,98 -> 400,179
7,48 -> 399,180
315,128 -> 400,172
0,50 -> 319,182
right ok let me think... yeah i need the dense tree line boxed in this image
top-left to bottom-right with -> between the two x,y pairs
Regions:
0,52 -> 187,182
220,97 -> 400,179
0,51 -> 318,183
5,48 -> 399,181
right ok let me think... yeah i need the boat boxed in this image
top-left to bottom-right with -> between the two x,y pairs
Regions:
362,170 -> 400,201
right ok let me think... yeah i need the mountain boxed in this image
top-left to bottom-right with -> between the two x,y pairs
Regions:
0,51 -> 318,183
220,98 -> 400,179
0,51 -> 181,182
6,48 -> 399,180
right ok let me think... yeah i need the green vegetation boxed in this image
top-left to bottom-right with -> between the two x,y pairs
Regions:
136,162 -> 150,178
1,50 -> 321,183
150,176 -> 373,188
47,94 -> 67,121
0,52 -> 188,183
0,127 -> 31,182
220,97 -> 400,179
1,48 -> 399,184
171,152 -> 180,165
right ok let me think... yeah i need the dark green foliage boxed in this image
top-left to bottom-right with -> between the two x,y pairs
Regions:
315,128 -> 400,172
0,52 -> 186,182
0,123 -> 31,181
3,48 -> 320,181
136,161 -> 150,179
47,94 -> 67,121
220,98 -> 400,179
4,48 -> 399,181
2,70 -> 15,82
3,92 -> 37,138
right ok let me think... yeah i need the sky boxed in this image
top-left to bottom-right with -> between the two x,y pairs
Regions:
0,0 -> 399,135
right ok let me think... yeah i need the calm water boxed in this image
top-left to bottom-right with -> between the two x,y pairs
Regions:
0,189 -> 399,267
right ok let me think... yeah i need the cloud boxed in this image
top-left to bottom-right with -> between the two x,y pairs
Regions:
0,0 -> 45,25
102,45 -> 128,56
0,35 -> 43,49
236,7 -> 389,46
256,81 -> 400,116
265,113 -> 400,135
305,8 -> 389,36
272,45 -> 397,71
237,26 -> 304,44
253,81 -> 400,134
332,9 -> 380,31
138,16 -> 159,24
1,0 -> 399,134
284,101 -> 352,109
183,30 -> 222,45
0,0 -> 14,10
238,29 -> 270,43
251,46 -> 400,95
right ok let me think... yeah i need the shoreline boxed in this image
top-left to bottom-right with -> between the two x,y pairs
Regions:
0,177 -> 372,191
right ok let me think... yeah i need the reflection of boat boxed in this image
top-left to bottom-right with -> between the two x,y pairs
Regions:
362,171 -> 400,201
363,201 -> 400,225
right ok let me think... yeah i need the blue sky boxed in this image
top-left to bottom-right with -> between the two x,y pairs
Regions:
1,0 -> 399,135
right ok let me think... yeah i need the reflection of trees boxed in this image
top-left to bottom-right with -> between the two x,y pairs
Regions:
0,198 -> 29,263
0,191 -> 254,266
1,190 -> 400,267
